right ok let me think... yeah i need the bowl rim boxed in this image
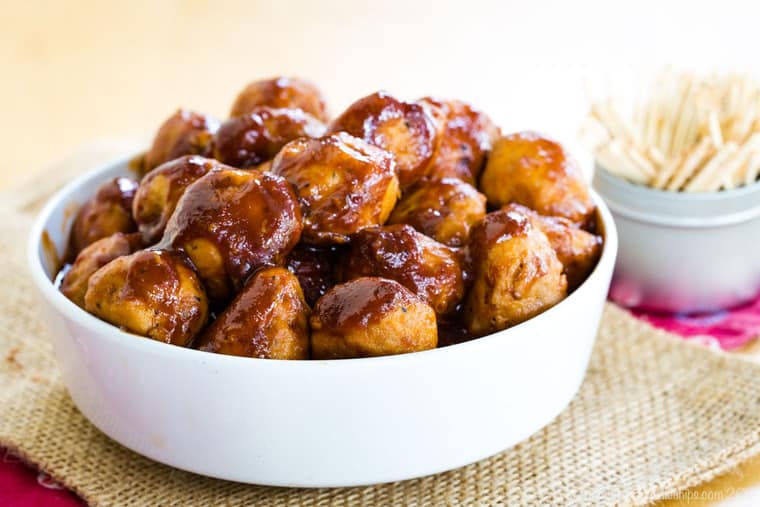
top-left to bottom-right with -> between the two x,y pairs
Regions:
27,154 -> 618,367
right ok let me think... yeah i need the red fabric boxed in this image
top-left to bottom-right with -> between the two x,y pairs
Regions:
0,448 -> 83,506
632,303 -> 760,350
611,280 -> 760,351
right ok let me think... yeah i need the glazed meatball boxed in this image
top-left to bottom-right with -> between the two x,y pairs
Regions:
420,98 -> 500,185
503,204 -> 602,291
84,249 -> 208,346
285,243 -> 338,307
132,155 -> 221,244
255,160 -> 272,172
328,92 -> 437,188
339,225 -> 464,315
388,177 -> 486,248
213,107 -> 326,168
69,177 -> 139,256
271,132 -> 399,245
143,109 -> 219,174
230,76 -> 329,122
480,131 -> 595,226
196,267 -> 310,359
311,277 -> 437,359
60,232 -> 143,308
160,167 -> 302,302
464,207 -> 567,336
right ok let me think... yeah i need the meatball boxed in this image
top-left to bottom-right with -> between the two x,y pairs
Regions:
230,76 -> 329,122
271,132 -> 399,245
464,207 -> 567,336
196,267 -> 310,359
213,107 -> 326,168
311,277 -> 437,359
338,225 -> 464,315
160,167 -> 302,302
328,92 -> 437,188
255,160 -> 272,172
285,243 -> 338,307
388,177 -> 486,248
84,249 -> 208,346
479,131 -> 595,226
69,177 -> 139,256
143,109 -> 219,175
132,155 -> 220,244
60,232 -> 143,308
503,203 -> 602,291
420,98 -> 500,185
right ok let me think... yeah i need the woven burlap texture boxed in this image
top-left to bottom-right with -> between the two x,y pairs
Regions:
2,148 -> 760,506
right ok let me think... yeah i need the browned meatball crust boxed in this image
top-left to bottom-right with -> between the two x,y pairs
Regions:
503,203 -> 602,291
132,155 -> 221,244
311,277 -> 437,359
388,177 -> 486,248
160,167 -> 302,302
285,243 -> 339,307
70,177 -> 139,256
230,76 -> 329,122
271,132 -> 399,245
464,207 -> 567,336
213,107 -> 325,168
143,109 -> 219,175
480,131 -> 595,226
339,225 -> 464,315
420,98 -> 500,185
196,267 -> 310,359
84,249 -> 208,346
328,92 -> 437,188
60,232 -> 143,308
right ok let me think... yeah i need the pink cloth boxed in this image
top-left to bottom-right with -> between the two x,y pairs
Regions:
610,278 -> 760,350
3,293 -> 758,504
0,448 -> 82,506
628,292 -> 760,351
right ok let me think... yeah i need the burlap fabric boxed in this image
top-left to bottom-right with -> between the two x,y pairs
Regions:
2,146 -> 760,506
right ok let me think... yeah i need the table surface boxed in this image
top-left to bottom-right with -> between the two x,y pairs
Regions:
3,1 -> 760,505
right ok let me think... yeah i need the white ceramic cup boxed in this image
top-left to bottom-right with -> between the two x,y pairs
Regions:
594,166 -> 760,314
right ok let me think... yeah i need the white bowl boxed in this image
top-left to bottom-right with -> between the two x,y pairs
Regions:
28,155 -> 617,487
593,166 -> 760,313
